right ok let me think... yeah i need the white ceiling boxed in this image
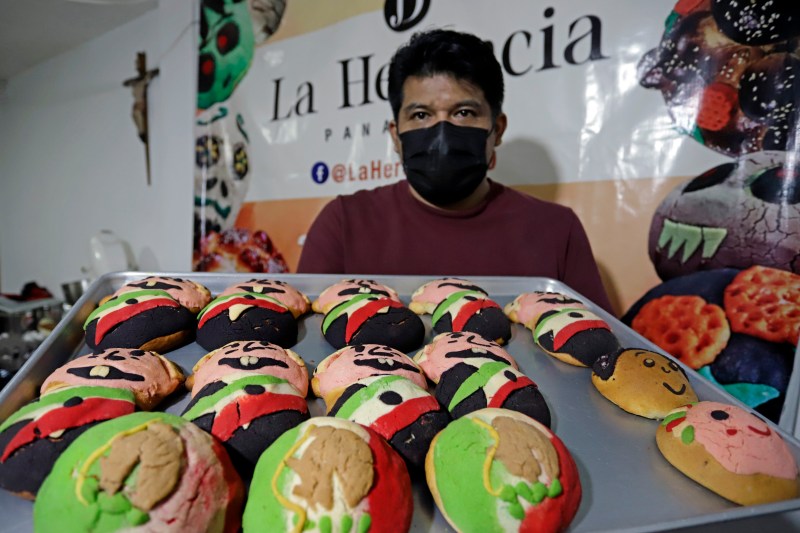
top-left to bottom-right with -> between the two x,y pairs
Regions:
0,0 -> 158,81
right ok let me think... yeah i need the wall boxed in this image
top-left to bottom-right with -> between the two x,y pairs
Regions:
0,1 -> 196,296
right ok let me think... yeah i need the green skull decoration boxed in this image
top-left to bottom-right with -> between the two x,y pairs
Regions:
198,0 -> 256,110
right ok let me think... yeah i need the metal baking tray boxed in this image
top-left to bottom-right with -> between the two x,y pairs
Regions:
2,272 -> 800,533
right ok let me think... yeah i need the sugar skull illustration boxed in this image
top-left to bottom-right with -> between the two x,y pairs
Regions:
650,151 -> 800,279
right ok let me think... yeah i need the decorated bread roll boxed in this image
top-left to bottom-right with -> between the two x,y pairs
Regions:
321,294 -> 424,352
0,386 -> 136,499
312,279 -> 401,314
410,277 -> 488,315
414,331 -> 518,384
504,291 -> 587,329
33,412 -> 245,533
592,348 -> 698,419
432,290 -> 512,345
188,340 -> 309,397
107,276 -> 212,314
657,401 -> 800,506
426,408 -> 581,533
533,307 -> 620,367
327,375 -> 450,469
182,374 -> 309,473
435,360 -> 551,426
40,348 -> 184,410
219,278 -> 310,318
83,289 -> 195,353
243,417 -> 413,533
196,291 -> 298,350
312,344 -> 427,406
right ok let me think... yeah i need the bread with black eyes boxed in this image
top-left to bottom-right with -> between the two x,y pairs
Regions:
591,348 -> 698,419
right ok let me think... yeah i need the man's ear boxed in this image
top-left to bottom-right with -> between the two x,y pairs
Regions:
389,120 -> 402,155
493,113 -> 508,147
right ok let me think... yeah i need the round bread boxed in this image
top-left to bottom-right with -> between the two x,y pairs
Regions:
327,375 -> 450,469
312,344 -> 427,406
533,307 -> 620,367
33,412 -> 245,533
413,331 -> 518,384
657,401 -> 800,505
188,340 -> 309,397
321,294 -> 424,352
40,348 -> 184,410
504,291 -> 587,329
84,289 -> 195,353
591,348 -> 698,419
109,276 -> 212,314
432,290 -> 512,345
410,277 -> 488,315
243,416 -> 412,533
0,386 -> 136,499
312,279 -> 401,314
436,360 -> 551,427
182,374 -> 309,474
219,278 -> 310,318
426,408 -> 581,533
196,292 -> 298,350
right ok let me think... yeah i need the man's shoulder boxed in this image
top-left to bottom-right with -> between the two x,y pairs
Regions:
338,181 -> 405,205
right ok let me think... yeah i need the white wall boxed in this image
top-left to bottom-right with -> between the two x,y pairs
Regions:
0,0 -> 197,296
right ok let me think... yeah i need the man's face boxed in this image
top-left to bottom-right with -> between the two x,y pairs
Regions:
390,74 -> 506,164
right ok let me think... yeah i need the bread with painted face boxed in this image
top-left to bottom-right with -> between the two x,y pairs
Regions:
196,291 -> 298,351
0,386 -> 136,499
312,344 -> 427,406
187,340 -> 309,397
312,279 -> 402,314
107,276 -> 212,314
33,412 -> 244,533
431,290 -> 512,345
327,375 -> 450,469
657,401 -> 800,505
592,348 -> 698,419
84,289 -> 195,353
413,331 -> 518,384
40,348 -> 184,410
533,307 -> 620,367
435,359 -> 551,426
426,408 -> 581,533
182,374 -> 309,475
243,417 -> 412,533
219,278 -> 310,318
410,277 -> 488,315
321,293 -> 425,352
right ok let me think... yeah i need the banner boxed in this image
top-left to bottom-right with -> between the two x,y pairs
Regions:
192,0 -> 800,423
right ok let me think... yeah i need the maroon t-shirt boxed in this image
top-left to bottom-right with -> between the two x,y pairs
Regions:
297,179 -> 613,313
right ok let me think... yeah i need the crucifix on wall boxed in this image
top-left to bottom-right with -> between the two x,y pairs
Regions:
123,51 -> 159,185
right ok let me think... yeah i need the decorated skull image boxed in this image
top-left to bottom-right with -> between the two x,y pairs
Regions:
194,105 -> 251,241
194,0 -> 287,247
649,151 -> 800,280
413,332 -> 518,384
637,0 -> 800,156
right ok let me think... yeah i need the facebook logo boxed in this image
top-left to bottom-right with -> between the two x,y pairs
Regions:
311,162 -> 329,184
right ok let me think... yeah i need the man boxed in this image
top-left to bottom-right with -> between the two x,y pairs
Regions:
297,29 -> 613,313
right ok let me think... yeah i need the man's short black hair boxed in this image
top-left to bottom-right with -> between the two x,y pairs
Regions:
388,29 -> 505,120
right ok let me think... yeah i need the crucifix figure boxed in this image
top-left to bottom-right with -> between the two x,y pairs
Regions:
123,52 -> 159,185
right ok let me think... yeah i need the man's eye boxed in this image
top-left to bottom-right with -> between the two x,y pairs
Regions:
411,111 -> 428,120
455,109 -> 475,117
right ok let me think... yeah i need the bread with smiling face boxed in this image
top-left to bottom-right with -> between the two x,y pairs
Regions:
591,348 -> 698,419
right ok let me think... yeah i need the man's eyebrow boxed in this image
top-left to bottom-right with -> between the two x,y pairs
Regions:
402,99 -> 484,113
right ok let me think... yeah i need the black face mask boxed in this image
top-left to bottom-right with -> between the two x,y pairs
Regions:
400,121 -> 490,206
